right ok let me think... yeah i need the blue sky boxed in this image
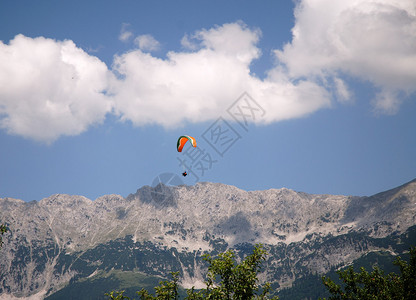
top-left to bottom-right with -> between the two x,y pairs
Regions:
0,0 -> 415,201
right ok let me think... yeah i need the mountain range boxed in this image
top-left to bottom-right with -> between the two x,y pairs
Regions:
1,179 -> 416,299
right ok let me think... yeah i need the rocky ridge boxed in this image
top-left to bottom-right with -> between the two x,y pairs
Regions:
0,179 -> 415,299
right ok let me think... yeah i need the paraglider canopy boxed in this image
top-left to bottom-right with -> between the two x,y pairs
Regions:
177,135 -> 197,152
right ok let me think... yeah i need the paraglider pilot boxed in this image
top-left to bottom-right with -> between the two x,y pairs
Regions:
177,136 -> 195,178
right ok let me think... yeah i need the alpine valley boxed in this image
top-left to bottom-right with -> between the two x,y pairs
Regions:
1,179 -> 416,299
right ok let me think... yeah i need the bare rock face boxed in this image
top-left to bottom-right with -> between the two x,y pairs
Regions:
1,179 -> 416,298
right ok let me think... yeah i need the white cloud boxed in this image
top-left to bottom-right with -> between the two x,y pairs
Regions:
0,23 -> 332,142
334,77 -> 352,103
111,22 -> 330,127
372,89 -> 401,115
3,2 -> 414,143
0,35 -> 114,143
119,23 -> 133,42
275,0 -> 416,114
193,22 -> 262,64
180,34 -> 198,50
134,34 -> 160,52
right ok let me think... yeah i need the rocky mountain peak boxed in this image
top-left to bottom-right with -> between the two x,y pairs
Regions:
1,179 -> 415,299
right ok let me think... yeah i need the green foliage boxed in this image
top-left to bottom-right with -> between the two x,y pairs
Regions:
321,246 -> 416,300
106,244 -> 278,300
106,290 -> 131,300
202,244 -> 275,299
104,272 -> 180,300
0,223 -> 8,249
394,247 -> 416,299
136,271 -> 180,300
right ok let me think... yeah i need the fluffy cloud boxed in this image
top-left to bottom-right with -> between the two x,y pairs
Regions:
111,22 -> 329,127
1,0 -> 414,143
275,0 -> 416,113
0,35 -> 113,143
134,34 -> 161,52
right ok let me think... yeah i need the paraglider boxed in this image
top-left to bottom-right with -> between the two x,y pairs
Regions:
177,135 -> 196,176
177,135 -> 197,152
